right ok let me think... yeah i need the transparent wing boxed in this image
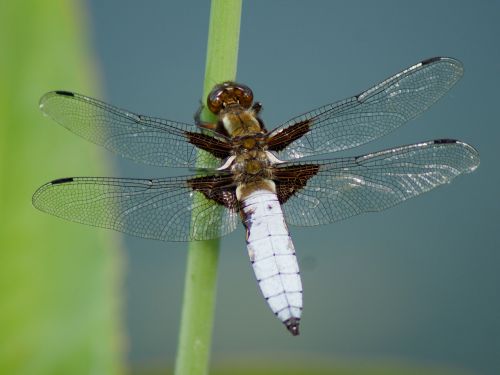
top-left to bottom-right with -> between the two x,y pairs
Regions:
39,91 -> 231,168
32,175 -> 239,241
277,140 -> 479,226
268,57 -> 464,159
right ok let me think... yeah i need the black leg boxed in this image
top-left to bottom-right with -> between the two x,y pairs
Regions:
252,101 -> 263,114
194,100 -> 217,130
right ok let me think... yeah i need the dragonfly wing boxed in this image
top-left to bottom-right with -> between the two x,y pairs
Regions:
273,139 -> 479,226
39,91 -> 232,168
267,57 -> 463,159
32,174 -> 239,241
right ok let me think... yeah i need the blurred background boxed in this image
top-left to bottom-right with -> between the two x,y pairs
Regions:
1,1 -> 499,374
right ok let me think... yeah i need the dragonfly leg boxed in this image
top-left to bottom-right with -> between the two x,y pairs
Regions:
194,100 -> 217,130
252,101 -> 263,114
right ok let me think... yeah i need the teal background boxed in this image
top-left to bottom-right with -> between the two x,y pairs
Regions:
79,1 -> 498,374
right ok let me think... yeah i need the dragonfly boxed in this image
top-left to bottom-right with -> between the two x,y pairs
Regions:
33,57 -> 479,336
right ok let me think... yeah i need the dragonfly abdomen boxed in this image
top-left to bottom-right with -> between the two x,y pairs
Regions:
239,185 -> 303,336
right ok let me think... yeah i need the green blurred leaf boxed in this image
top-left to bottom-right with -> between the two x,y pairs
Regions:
0,1 -> 123,374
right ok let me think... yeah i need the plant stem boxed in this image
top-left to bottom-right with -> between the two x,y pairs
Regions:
174,1 -> 242,375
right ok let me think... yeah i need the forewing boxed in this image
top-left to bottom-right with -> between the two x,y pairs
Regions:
275,140 -> 479,226
268,57 -> 464,159
39,91 -> 231,168
32,174 -> 238,241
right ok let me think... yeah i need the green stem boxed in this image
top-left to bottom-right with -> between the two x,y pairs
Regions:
174,1 -> 242,375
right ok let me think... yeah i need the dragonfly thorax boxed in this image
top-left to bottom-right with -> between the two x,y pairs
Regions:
231,149 -> 273,183
220,108 -> 263,137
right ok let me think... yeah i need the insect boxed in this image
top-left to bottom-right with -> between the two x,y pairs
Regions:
33,57 -> 479,336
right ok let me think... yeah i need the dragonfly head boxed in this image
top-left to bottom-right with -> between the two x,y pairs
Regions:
207,81 -> 254,114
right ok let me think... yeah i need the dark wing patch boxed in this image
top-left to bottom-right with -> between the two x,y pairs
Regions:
185,132 -> 232,159
266,119 -> 311,153
187,174 -> 238,210
273,164 -> 320,204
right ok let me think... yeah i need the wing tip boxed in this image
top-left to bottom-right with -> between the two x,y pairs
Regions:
432,139 -> 480,173
32,177 -> 75,209
421,56 -> 462,67
39,90 -> 76,111
32,182 -> 51,210
421,56 -> 464,78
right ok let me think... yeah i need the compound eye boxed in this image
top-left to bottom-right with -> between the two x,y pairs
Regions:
207,92 -> 223,114
206,82 -> 254,114
234,84 -> 253,109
